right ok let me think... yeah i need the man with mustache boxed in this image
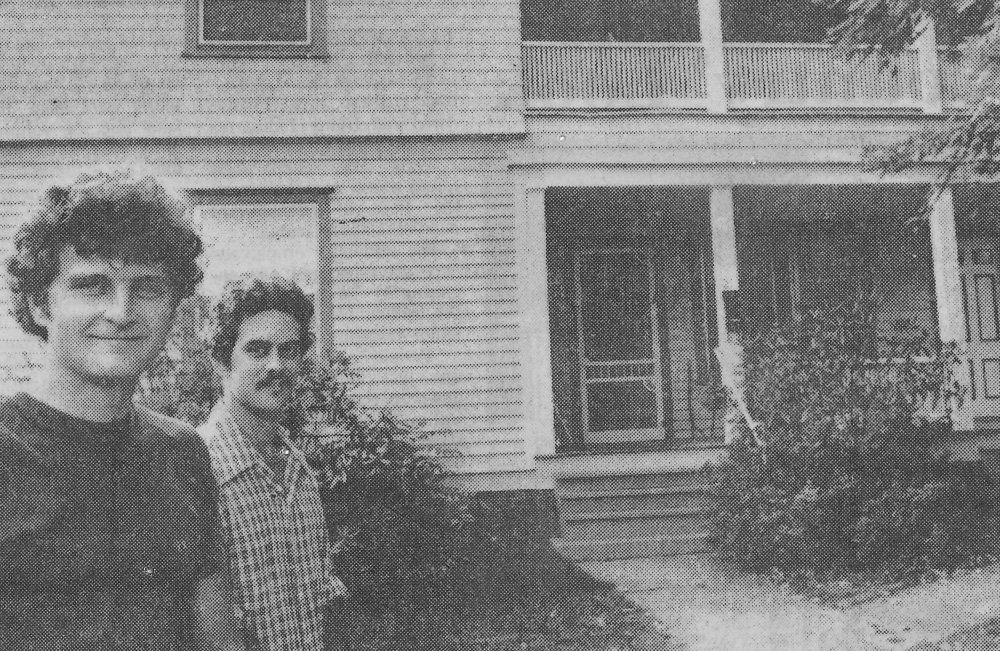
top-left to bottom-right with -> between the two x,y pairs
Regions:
0,171 -> 244,650
199,275 -> 346,651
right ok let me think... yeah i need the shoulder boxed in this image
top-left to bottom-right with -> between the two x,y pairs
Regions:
0,394 -> 57,469
135,406 -> 202,446
134,406 -> 214,468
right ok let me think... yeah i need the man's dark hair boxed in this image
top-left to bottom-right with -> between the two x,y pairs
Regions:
206,275 -> 315,367
7,170 -> 203,340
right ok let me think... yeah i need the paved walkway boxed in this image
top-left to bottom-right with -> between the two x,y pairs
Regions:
578,556 -> 1000,651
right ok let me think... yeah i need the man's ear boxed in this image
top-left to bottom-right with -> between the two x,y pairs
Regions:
28,292 -> 52,332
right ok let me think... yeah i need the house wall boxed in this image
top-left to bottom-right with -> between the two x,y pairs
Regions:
0,0 -> 524,140
0,137 -> 529,476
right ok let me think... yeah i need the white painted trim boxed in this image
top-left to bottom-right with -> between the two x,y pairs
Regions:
506,163 -> 945,188
917,18 -> 943,115
515,184 -> 557,459
929,187 -> 973,430
525,98 -> 708,110
929,188 -> 966,343
697,0 -> 727,113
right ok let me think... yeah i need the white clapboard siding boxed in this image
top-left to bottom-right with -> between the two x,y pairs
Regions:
0,137 -> 527,474
0,0 -> 524,140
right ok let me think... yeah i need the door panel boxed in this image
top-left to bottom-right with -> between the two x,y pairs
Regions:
959,238 -> 1000,421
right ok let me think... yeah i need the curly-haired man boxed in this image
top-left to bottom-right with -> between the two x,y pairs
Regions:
199,275 -> 347,651
0,171 -> 244,650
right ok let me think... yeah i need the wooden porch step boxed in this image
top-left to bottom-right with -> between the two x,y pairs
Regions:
553,533 -> 711,562
559,487 -> 716,517
562,507 -> 710,541
556,470 -> 716,497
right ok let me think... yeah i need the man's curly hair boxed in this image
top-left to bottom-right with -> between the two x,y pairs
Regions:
6,170 -> 203,340
206,275 -> 315,367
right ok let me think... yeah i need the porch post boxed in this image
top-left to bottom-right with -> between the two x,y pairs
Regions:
698,0 -> 727,113
917,16 -> 943,114
709,186 -> 743,442
710,185 -> 738,338
929,187 -> 965,343
928,187 -> 972,428
515,184 -> 557,458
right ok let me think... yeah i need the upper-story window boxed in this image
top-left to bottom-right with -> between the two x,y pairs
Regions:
184,0 -> 328,58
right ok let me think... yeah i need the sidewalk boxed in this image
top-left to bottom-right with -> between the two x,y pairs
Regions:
577,556 -> 1000,651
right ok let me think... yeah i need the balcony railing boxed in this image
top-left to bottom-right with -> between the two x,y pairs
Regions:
523,41 -> 972,111
522,41 -> 706,109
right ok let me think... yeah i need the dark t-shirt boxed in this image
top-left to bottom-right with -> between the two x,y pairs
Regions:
0,393 -> 224,651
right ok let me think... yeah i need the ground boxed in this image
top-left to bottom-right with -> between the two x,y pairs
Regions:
578,556 -> 1000,651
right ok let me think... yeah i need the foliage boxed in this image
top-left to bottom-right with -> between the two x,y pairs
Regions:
816,0 -> 1000,183
140,310 -> 675,649
290,353 -> 477,615
709,295 -> 998,582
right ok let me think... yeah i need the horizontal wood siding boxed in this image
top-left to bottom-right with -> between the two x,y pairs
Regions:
0,1 -> 524,140
0,138 -> 526,475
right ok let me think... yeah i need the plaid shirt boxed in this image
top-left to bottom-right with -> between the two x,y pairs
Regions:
199,403 -> 344,651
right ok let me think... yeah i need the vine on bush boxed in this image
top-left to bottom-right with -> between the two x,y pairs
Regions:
709,295 -> 998,582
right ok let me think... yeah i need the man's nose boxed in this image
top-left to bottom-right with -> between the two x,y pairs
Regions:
265,348 -> 283,370
104,286 -> 137,325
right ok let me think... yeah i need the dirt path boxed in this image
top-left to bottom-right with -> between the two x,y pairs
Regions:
577,557 -> 1000,651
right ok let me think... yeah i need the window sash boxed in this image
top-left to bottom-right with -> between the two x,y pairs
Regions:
198,0 -> 312,46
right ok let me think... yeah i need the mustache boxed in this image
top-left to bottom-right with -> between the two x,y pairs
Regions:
257,371 -> 293,389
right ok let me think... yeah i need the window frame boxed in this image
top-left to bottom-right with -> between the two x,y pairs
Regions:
183,0 -> 329,59
186,189 -> 335,357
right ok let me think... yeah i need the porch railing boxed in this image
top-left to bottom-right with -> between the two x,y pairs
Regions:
521,41 -> 707,109
523,41 -> 974,111
724,43 -> 922,109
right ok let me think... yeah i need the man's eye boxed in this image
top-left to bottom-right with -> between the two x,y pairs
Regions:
244,342 -> 271,359
70,277 -> 109,296
276,341 -> 305,360
133,279 -> 171,301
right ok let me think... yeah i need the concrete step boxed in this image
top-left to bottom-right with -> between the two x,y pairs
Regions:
553,533 -> 711,562
558,487 -> 716,517
556,469 -> 715,497
562,507 -> 710,541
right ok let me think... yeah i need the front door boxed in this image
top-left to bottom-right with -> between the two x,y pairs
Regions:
960,237 -> 1000,423
575,247 -> 665,445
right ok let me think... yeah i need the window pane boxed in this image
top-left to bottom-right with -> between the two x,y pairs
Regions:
202,0 -> 309,43
578,250 -> 653,362
197,204 -> 316,295
586,380 -> 658,432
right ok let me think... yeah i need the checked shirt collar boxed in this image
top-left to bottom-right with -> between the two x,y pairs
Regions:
202,400 -> 311,495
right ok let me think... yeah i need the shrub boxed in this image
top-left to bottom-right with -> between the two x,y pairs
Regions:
138,309 -> 476,615
291,353 -> 476,616
709,295 -> 999,582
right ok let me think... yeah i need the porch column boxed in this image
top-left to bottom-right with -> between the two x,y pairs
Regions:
928,187 -> 972,428
710,185 -> 738,338
917,16 -> 943,114
698,0 -> 727,113
709,186 -> 744,442
515,185 -> 557,458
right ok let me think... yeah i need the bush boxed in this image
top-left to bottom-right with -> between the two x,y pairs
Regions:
709,296 -> 999,582
291,354 -> 476,616
141,304 -> 677,649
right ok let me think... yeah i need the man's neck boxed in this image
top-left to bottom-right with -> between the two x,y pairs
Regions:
226,396 -> 284,456
31,367 -> 137,423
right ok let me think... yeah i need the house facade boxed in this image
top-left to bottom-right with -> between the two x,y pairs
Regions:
2,0 -> 997,559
